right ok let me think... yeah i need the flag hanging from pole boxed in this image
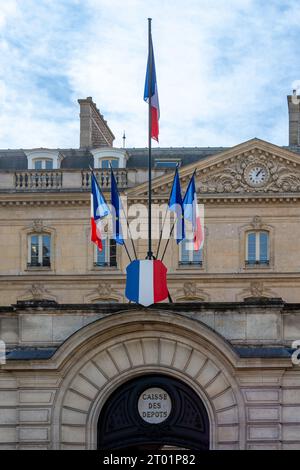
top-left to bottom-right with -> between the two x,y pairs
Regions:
110,168 -> 124,245
168,167 -> 185,243
183,172 -> 204,251
90,173 -> 110,251
143,33 -> 160,142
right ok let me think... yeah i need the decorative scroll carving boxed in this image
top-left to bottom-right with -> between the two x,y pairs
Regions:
85,283 -> 121,303
32,219 -> 44,232
175,282 -> 209,302
249,281 -> 264,297
236,281 -> 278,301
251,216 -> 262,229
19,283 -> 56,301
198,151 -> 300,193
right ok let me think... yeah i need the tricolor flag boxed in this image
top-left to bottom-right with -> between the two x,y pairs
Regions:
183,172 -> 204,251
125,259 -> 168,307
168,167 -> 185,243
110,168 -> 124,245
90,173 -> 110,251
144,34 -> 160,141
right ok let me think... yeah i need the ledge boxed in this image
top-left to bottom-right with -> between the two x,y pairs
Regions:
0,297 -> 293,314
5,345 -> 294,361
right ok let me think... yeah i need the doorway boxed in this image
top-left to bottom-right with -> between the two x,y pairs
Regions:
97,374 -> 209,451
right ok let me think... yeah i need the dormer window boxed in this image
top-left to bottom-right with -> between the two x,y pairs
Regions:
25,150 -> 60,170
34,159 -> 53,170
91,148 -> 128,169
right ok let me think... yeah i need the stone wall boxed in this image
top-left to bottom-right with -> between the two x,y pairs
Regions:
0,304 -> 299,450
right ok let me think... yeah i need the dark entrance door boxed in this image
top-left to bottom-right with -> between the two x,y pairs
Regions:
97,375 -> 209,451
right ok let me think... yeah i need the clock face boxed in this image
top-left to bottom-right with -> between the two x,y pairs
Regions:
246,165 -> 269,187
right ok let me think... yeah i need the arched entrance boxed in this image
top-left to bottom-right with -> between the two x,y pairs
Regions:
97,374 -> 209,451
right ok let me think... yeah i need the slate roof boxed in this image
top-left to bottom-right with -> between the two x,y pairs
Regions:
0,147 -> 227,170
1,145 -> 300,170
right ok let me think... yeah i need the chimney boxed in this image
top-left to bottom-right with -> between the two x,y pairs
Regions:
287,91 -> 300,146
78,97 -> 115,148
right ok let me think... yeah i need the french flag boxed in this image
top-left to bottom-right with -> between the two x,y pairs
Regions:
125,260 -> 168,307
91,173 -> 110,251
144,34 -> 160,142
183,172 -> 204,251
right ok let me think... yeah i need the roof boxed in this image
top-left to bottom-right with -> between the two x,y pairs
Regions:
1,145 -> 300,170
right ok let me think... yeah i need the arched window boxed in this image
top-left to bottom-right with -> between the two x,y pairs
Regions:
91,148 -> 128,169
25,150 -> 60,170
246,231 -> 269,265
179,239 -> 203,266
27,233 -> 51,268
94,238 -> 117,267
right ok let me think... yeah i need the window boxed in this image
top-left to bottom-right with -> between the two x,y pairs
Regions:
34,159 -> 53,170
100,159 -> 119,169
27,234 -> 51,267
179,239 -> 202,266
246,231 -> 269,265
155,160 -> 181,168
94,238 -> 117,267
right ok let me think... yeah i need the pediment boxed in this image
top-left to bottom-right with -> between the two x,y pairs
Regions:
126,138 -> 300,199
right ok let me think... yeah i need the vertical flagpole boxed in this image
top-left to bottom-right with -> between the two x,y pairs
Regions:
147,17 -> 153,260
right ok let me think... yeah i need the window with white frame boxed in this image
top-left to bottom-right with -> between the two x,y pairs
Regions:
33,159 -> 53,170
155,160 -> 181,168
179,239 -> 203,266
94,238 -> 117,267
246,231 -> 269,265
27,234 -> 51,268
100,158 -> 119,169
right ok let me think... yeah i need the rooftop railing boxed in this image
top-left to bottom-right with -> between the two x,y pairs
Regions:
15,171 -> 63,190
0,167 -> 166,192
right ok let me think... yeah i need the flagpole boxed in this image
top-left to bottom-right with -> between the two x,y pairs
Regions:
146,17 -> 153,260
109,164 -> 138,260
89,166 -> 132,262
156,164 -> 180,259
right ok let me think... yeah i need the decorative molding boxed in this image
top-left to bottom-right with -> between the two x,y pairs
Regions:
126,140 -> 300,199
174,281 -> 210,302
198,151 -> 300,194
18,283 -> 57,302
236,281 -> 278,301
251,216 -> 262,230
32,219 -> 44,233
84,282 -> 122,303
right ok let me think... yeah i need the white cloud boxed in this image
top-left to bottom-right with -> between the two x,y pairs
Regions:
0,0 -> 298,149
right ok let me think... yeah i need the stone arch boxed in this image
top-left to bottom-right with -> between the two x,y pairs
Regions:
51,310 -> 245,450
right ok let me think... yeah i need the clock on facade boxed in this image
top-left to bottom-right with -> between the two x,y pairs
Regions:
245,164 -> 269,187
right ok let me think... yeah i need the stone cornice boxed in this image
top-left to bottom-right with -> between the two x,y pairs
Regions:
1,272 -> 300,282
128,193 -> 300,204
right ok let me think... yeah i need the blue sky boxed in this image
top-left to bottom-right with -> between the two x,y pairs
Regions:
0,0 -> 300,149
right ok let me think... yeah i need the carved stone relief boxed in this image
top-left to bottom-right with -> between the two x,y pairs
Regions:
19,283 -> 56,301
198,151 -> 300,193
174,282 -> 209,302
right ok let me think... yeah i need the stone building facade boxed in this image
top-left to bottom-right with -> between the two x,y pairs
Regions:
0,96 -> 300,450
